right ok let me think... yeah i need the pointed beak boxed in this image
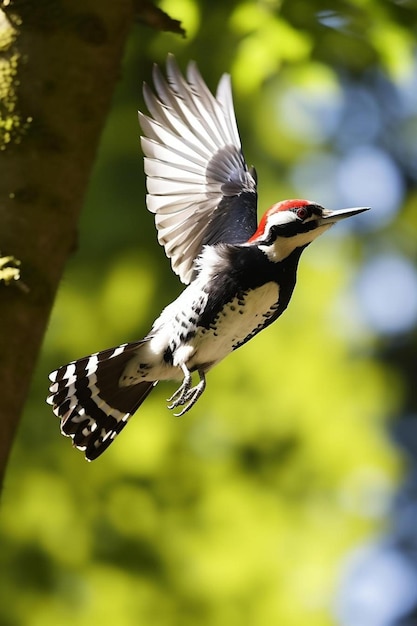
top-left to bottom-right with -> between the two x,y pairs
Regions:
319,206 -> 370,225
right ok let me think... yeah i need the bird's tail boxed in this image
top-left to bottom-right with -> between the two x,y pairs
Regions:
47,340 -> 157,460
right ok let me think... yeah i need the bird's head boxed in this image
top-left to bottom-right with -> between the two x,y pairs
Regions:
247,199 -> 369,262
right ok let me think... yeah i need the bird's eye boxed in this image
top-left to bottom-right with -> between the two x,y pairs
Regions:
296,206 -> 310,220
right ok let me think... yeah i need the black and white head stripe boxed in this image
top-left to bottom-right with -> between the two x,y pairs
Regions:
139,54 -> 257,285
260,206 -> 327,244
47,342 -> 157,461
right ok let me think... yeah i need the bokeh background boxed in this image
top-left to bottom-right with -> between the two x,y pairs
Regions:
2,1 -> 417,624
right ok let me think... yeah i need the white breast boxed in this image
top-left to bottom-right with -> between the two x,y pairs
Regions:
190,281 -> 280,369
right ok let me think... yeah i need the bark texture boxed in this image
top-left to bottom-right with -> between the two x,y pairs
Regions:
0,0 -> 136,486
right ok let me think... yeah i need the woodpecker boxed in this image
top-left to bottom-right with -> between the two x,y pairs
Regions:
47,55 -> 369,460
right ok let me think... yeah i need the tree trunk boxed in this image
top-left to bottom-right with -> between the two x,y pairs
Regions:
0,0 -> 136,487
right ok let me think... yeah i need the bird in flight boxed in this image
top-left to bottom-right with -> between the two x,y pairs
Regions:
47,55 -> 369,460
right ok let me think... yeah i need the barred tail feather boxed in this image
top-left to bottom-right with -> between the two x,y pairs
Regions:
47,341 -> 157,461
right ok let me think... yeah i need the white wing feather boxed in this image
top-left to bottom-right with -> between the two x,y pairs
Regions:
139,54 -> 256,284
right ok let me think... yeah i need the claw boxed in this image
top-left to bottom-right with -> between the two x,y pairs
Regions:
166,365 -> 206,416
173,374 -> 206,417
167,364 -> 192,408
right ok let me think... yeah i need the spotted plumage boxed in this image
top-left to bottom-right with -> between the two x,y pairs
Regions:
47,55 -> 369,460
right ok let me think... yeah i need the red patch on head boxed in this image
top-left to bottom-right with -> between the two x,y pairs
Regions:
275,199 -> 311,212
247,199 -> 311,242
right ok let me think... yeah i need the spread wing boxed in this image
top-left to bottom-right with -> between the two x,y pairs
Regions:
139,54 -> 258,285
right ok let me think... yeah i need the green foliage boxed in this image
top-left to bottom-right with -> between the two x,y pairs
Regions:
1,1 -> 415,624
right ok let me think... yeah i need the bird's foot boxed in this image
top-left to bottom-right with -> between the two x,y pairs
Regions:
173,374 -> 206,417
167,364 -> 192,408
167,366 -> 206,416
